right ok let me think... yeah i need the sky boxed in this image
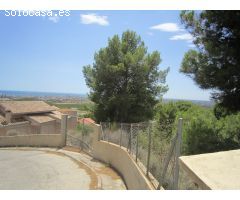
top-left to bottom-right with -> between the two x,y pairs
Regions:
0,10 -> 211,101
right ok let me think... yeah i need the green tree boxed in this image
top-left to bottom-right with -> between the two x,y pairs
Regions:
180,11 -> 240,112
83,30 -> 169,123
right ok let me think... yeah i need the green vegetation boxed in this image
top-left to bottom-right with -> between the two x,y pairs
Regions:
83,30 -> 169,123
180,11 -> 240,112
153,101 -> 240,155
76,123 -> 93,136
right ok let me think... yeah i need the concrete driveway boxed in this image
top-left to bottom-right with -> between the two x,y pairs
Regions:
0,148 -> 126,190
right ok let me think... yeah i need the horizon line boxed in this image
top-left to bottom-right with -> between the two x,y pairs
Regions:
0,89 -> 213,102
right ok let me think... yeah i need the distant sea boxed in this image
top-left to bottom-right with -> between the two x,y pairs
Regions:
0,90 -> 214,107
0,90 -> 87,98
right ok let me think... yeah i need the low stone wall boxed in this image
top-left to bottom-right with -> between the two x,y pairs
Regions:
0,134 -> 64,147
91,124 -> 154,190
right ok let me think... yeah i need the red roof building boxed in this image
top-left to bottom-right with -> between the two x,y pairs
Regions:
78,118 -> 95,125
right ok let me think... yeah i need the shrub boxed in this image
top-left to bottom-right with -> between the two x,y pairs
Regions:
180,107 -> 221,155
154,101 -> 240,155
217,113 -> 240,149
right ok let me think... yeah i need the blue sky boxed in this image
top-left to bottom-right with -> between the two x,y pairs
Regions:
0,10 -> 211,100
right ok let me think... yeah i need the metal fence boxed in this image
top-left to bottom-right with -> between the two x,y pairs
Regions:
66,122 -> 95,156
100,118 -> 183,190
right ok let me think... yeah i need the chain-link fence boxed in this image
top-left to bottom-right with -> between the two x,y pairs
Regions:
67,118 -> 198,189
100,119 -> 186,189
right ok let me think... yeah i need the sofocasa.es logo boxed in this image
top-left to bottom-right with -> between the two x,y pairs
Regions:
3,10 -> 70,17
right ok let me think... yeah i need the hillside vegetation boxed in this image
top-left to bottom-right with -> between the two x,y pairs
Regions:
154,101 -> 240,155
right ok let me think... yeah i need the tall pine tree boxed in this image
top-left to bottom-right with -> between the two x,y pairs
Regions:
180,11 -> 240,112
83,30 -> 168,123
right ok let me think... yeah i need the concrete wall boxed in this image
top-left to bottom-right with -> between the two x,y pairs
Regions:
67,116 -> 77,130
91,124 -> 154,190
0,122 -> 32,136
0,115 -> 67,147
0,116 -> 75,136
0,134 -> 64,147
59,109 -> 78,131
40,121 -> 57,135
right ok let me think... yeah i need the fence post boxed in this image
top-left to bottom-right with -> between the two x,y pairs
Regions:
146,122 -> 152,176
128,124 -> 132,153
108,122 -> 110,143
136,124 -> 139,162
120,123 -> 123,147
99,122 -> 102,140
130,124 -> 133,153
100,122 -> 104,140
60,114 -> 68,147
173,118 -> 183,190
81,118 -> 85,150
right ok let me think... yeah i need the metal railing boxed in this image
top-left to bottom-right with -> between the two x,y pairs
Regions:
100,118 -> 183,190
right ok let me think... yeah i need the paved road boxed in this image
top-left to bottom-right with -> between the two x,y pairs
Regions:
0,149 -> 92,189
0,148 -> 126,190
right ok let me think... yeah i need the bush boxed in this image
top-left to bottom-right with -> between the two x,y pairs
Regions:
154,101 -> 240,155
154,101 -> 194,141
76,123 -> 93,136
217,113 -> 240,149
180,107 -> 221,155
154,102 -> 178,140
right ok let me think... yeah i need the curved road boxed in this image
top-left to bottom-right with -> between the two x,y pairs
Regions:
0,148 -> 126,190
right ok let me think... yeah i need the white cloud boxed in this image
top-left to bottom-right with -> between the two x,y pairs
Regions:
169,33 -> 193,41
48,16 -> 60,23
150,23 -> 183,32
80,13 -> 109,26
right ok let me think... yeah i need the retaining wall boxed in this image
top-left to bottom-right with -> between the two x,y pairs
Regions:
0,134 -> 64,147
91,124 -> 154,190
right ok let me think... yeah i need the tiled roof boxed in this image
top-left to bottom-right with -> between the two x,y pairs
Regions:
0,101 -> 56,115
47,110 -> 62,121
78,118 -> 95,124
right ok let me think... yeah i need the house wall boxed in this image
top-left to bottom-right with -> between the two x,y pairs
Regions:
58,110 -> 77,131
40,121 -> 57,134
